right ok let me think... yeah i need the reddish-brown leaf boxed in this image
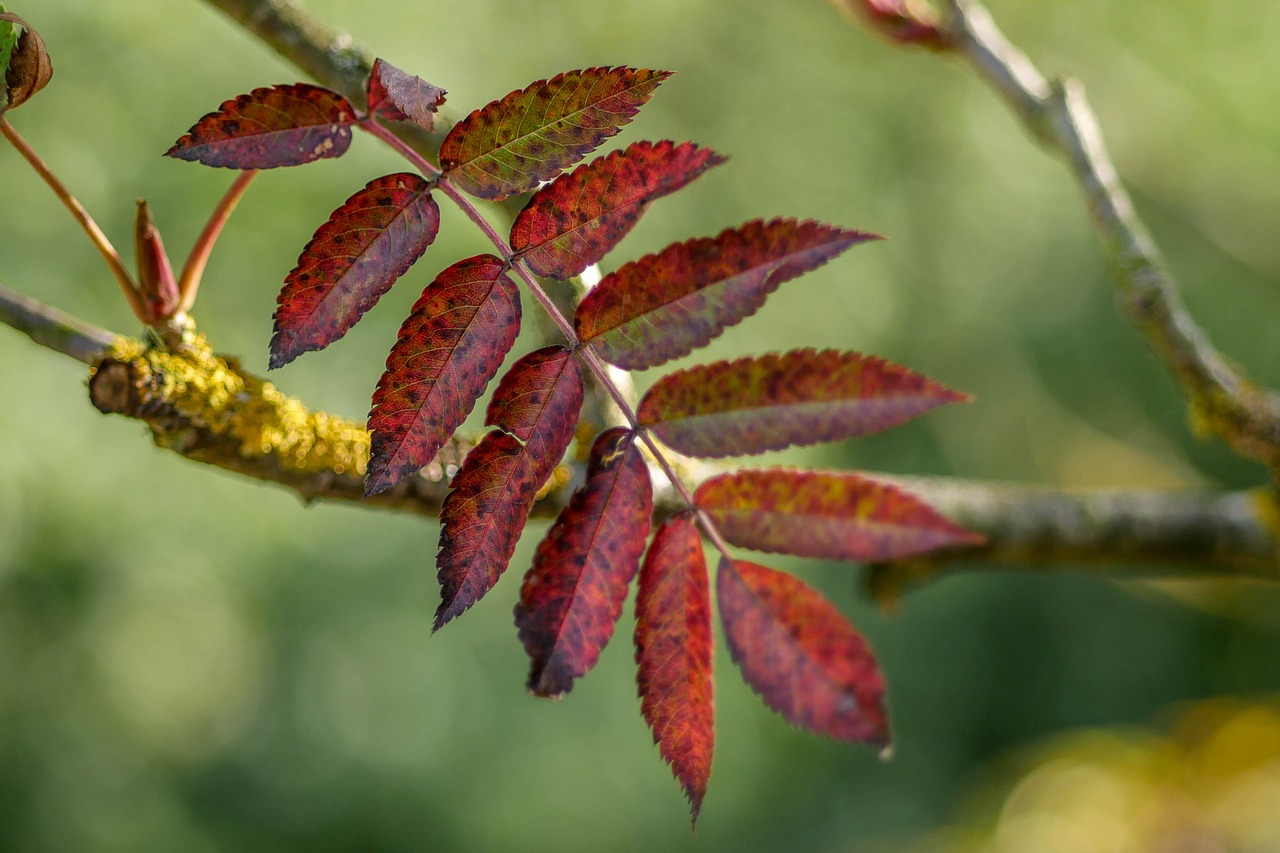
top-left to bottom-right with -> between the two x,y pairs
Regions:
717,559 -> 888,745
269,173 -> 440,368
485,346 -> 584,441
634,512 -> 713,825
696,469 -> 983,562
366,254 -> 521,496
515,428 -> 653,697
509,140 -> 726,279
166,84 -> 356,169
577,219 -> 879,370
638,348 -> 969,458
435,347 -> 584,629
367,58 -> 446,130
440,67 -> 671,201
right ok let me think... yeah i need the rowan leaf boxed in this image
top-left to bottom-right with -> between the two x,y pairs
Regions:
510,140 -> 726,279
485,345 -> 584,441
634,512 -> 713,825
269,173 -> 440,368
717,559 -> 888,745
577,219 -> 880,370
440,67 -> 671,201
515,428 -> 653,697
435,347 -> 584,629
166,83 -> 356,169
638,348 -> 969,458
367,58 -> 445,130
696,469 -> 983,562
366,254 -> 521,496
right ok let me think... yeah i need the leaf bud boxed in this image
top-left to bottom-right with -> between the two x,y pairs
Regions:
827,0 -> 950,50
0,12 -> 52,112
134,200 -> 180,324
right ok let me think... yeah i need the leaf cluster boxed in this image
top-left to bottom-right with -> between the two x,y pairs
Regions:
166,61 -> 979,822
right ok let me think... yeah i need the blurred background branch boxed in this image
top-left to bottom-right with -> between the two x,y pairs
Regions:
939,0 -> 1280,472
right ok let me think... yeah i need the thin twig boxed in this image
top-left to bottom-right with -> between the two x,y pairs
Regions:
0,116 -> 146,321
178,169 -> 258,312
944,0 -> 1280,472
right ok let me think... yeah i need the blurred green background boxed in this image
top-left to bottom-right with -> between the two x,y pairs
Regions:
3,0 -> 1280,850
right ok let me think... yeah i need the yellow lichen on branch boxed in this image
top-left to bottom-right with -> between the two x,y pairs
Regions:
98,330 -> 369,478
86,322 -> 578,518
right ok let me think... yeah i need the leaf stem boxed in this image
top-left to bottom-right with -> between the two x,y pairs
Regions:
0,116 -> 147,322
178,168 -> 258,312
358,117 -> 442,176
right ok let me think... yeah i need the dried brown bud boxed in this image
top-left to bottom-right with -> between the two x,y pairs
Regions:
0,12 -> 52,111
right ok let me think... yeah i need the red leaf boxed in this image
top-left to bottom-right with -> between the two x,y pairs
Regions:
509,140 -> 726,279
577,219 -> 879,370
440,67 -> 671,201
637,348 -> 969,458
635,512 -> 713,825
166,83 -> 356,169
269,173 -> 440,368
485,345 -> 584,440
515,427 -> 653,697
435,347 -> 584,629
717,559 -> 888,745
366,254 -> 521,496
367,58 -> 446,130
696,469 -> 983,562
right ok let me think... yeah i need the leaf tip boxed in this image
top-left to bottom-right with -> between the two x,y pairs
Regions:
266,331 -> 298,370
362,464 -> 396,499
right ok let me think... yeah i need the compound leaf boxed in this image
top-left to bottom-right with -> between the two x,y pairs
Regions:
510,140 -> 725,279
577,219 -> 879,370
270,173 -> 440,367
635,512 -> 713,826
366,254 -> 520,496
696,469 -> 983,562
367,58 -> 446,130
435,347 -> 584,629
516,428 -> 653,697
166,83 -> 356,169
638,348 -> 968,458
441,66 -> 671,201
717,559 -> 888,745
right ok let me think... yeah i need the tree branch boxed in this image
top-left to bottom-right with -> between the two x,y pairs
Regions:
865,478 -> 1280,602
84,331 -> 578,518
942,0 -> 1280,473
0,282 -> 120,364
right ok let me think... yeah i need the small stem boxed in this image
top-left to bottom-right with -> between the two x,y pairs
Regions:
178,169 -> 259,312
0,116 -> 146,322
359,118 -> 442,177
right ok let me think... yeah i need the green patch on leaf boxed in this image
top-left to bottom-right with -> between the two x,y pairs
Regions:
0,6 -> 20,112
